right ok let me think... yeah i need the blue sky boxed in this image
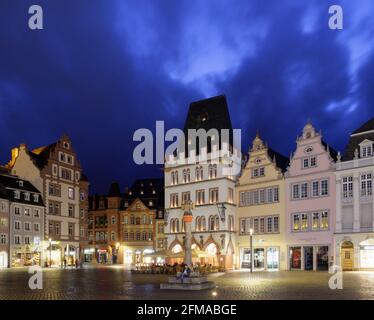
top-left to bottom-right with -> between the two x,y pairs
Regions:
0,0 -> 373,193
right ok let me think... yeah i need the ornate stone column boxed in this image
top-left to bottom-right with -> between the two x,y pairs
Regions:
181,201 -> 195,267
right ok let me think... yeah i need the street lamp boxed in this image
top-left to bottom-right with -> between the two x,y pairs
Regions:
48,238 -> 52,268
249,229 -> 254,273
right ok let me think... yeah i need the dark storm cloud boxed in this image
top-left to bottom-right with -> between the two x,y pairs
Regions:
0,0 -> 373,193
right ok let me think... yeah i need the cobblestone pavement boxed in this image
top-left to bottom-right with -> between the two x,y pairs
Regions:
1,265 -> 374,300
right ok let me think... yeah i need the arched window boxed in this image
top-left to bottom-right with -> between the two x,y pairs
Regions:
208,165 -> 213,179
170,219 -> 175,233
183,169 -> 187,183
182,220 -> 185,232
195,167 -> 200,181
186,169 -> 190,182
195,217 -> 200,231
196,166 -> 203,181
130,215 -> 135,225
171,171 -> 175,185
129,231 -> 134,240
214,215 -> 220,231
176,219 -> 180,233
213,164 -> 217,178
201,217 -> 206,231
175,171 -> 178,184
209,216 -> 215,231
142,231 -> 147,241
230,215 -> 234,231
111,216 -> 116,225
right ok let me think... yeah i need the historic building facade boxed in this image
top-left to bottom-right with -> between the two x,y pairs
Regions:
87,182 -> 122,264
165,95 -> 238,270
78,175 -> 90,262
285,122 -> 337,271
236,133 -> 288,271
0,174 -> 44,267
0,181 -> 10,268
8,135 -> 86,267
87,179 -> 164,267
120,179 -> 164,268
335,117 -> 374,270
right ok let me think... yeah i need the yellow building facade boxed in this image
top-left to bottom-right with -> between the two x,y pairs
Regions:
236,134 -> 288,271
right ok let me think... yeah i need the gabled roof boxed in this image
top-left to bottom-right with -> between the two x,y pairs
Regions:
183,95 -> 233,133
28,143 -> 57,169
352,117 -> 374,134
343,117 -> 374,161
123,178 -> 164,210
267,148 -> 289,173
89,178 -> 164,212
0,174 -> 44,206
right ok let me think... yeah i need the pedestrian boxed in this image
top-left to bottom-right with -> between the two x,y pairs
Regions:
63,257 -> 67,269
75,259 -> 79,269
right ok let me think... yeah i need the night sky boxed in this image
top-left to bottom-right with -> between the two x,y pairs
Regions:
0,0 -> 373,194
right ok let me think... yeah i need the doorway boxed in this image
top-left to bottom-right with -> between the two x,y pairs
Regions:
267,248 -> 279,270
254,248 -> 265,270
304,247 -> 313,270
341,241 -> 354,271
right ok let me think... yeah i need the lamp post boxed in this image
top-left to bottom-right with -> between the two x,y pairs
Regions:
48,238 -> 52,268
249,229 -> 253,273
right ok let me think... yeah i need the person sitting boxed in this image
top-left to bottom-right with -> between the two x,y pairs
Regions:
178,265 -> 191,283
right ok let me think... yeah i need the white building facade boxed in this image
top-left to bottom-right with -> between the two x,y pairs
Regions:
335,118 -> 374,270
165,95 -> 239,270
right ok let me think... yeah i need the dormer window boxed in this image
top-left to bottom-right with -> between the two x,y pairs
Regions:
360,141 -> 373,158
33,194 -> 39,203
14,191 -> 20,199
18,180 -> 23,187
63,142 -> 70,150
24,193 -> 30,201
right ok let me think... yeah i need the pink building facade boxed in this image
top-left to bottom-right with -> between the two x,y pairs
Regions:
285,123 -> 337,271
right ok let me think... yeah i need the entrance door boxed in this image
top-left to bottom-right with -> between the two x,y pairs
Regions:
290,247 -> 301,270
254,248 -> 265,270
267,248 -> 279,270
341,241 -> 354,271
316,246 -> 329,271
241,249 -> 251,269
304,247 -> 313,270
